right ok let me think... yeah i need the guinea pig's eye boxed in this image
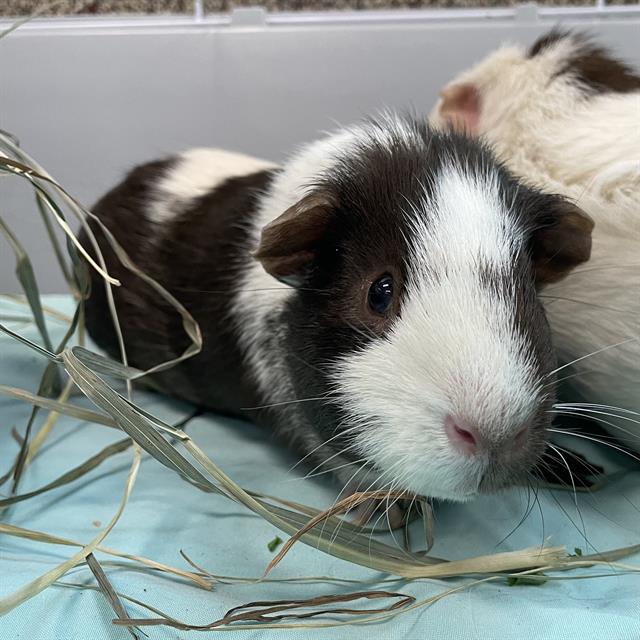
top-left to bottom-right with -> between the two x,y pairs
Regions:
367,274 -> 394,314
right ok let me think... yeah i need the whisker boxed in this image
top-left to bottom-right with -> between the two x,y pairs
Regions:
288,422 -> 364,473
545,337 -> 639,378
402,494 -> 420,552
385,491 -> 413,556
555,402 -> 640,417
553,406 -> 640,427
535,445 -> 598,552
327,457 -> 407,550
623,494 -> 640,515
542,369 -> 597,389
539,445 -> 640,534
546,262 -> 640,278
548,410 -> 640,443
296,439 -> 365,480
319,460 -> 379,546
539,294 -> 630,314
366,469 -> 416,559
300,458 -> 368,481
288,351 -> 327,377
547,443 -> 588,542
495,480 -> 537,547
531,478 -> 545,549
545,419 -> 622,440
548,444 -> 603,478
547,428 -> 640,463
547,487 -> 598,554
242,393 -> 334,411
344,319 -> 378,343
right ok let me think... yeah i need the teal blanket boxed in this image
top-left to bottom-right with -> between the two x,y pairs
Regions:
1,295 -> 639,639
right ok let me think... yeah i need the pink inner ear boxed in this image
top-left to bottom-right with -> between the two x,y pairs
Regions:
439,83 -> 481,136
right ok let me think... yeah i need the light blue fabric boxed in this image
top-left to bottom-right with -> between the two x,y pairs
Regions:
1,295 -> 639,640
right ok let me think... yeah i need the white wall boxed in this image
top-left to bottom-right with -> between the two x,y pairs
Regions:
1,6 -> 639,292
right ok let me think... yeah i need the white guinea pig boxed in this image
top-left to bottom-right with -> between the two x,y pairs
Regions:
430,30 -> 640,453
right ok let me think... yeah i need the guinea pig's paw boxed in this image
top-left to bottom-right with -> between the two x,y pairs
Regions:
348,497 -> 415,530
533,445 -> 604,489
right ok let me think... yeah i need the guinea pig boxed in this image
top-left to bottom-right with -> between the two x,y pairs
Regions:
430,30 -> 640,453
430,29 -> 640,206
80,114 -> 594,507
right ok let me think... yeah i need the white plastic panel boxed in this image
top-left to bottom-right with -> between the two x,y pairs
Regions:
1,7 -> 639,292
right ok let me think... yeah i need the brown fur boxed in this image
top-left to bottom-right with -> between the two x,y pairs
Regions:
528,29 -> 640,94
81,164 -> 276,416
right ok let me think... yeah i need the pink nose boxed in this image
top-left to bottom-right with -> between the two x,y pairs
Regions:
445,416 -> 529,456
445,416 -> 479,455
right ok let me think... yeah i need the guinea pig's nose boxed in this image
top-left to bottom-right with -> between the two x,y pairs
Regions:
445,415 -> 480,455
445,416 -> 530,456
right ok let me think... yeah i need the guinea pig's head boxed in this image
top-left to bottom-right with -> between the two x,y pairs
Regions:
254,116 -> 593,501
430,29 -> 640,141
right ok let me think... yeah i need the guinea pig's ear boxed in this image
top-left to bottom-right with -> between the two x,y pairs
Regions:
253,191 -> 336,287
532,200 -> 594,285
437,83 -> 481,136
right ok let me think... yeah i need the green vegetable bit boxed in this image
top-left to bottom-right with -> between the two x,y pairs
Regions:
267,536 -> 283,553
507,574 -> 548,587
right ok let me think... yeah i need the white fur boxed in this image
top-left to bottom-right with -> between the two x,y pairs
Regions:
412,164 -> 524,271
430,35 -> 640,450
336,164 -> 540,500
148,148 -> 276,225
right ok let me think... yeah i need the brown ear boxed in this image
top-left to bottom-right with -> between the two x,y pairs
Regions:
532,201 -> 594,285
438,83 -> 481,136
253,191 -> 336,286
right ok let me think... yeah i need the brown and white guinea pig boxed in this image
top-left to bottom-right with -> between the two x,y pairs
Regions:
80,113 -> 594,504
430,30 -> 640,453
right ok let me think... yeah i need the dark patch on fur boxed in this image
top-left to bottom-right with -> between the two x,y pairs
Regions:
80,162 -> 276,416
81,157 -> 175,358
528,28 -> 572,58
528,28 -> 640,94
